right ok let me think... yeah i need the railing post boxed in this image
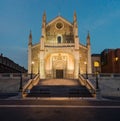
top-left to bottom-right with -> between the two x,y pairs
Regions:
10,73 -> 13,79
19,72 -> 23,98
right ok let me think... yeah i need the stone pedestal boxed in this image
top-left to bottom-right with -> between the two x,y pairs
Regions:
96,89 -> 101,100
18,91 -> 23,99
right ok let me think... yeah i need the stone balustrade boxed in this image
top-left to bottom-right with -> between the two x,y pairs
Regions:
0,73 -> 29,79
82,73 -> 120,99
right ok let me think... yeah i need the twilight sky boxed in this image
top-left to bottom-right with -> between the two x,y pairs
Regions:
0,0 -> 120,69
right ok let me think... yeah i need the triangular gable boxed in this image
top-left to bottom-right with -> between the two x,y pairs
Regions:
46,16 -> 73,27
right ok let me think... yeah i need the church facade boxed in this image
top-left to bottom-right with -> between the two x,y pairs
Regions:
28,12 -> 92,79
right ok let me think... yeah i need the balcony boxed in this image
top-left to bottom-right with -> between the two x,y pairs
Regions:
45,43 -> 75,48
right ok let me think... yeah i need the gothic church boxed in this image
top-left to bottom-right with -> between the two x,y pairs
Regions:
28,12 -> 92,79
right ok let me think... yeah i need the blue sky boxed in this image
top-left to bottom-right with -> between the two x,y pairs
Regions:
0,0 -> 120,69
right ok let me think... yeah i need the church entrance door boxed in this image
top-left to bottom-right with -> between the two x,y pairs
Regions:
56,70 -> 63,78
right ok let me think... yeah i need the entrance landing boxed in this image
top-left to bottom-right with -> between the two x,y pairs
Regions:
39,79 -> 81,86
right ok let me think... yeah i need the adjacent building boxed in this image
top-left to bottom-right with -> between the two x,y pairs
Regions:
28,12 -> 92,79
0,54 -> 27,73
101,49 -> 120,73
91,49 -> 120,73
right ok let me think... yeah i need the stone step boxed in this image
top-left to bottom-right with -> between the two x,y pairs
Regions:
27,85 -> 92,97
27,79 -> 92,97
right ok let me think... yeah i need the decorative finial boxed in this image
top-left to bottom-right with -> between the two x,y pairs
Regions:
58,12 -> 61,16
87,31 -> 90,39
43,11 -> 46,22
87,31 -> 90,45
73,11 -> 77,27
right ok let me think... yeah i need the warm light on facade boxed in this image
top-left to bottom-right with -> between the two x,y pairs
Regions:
84,61 -> 87,65
32,61 -> 35,65
115,57 -> 119,61
94,61 -> 99,67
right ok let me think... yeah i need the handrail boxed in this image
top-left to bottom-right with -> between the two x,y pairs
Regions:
79,74 -> 96,95
22,74 -> 40,97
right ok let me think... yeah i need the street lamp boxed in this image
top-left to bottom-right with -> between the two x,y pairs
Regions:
115,56 -> 119,73
31,61 -> 34,79
94,61 -> 100,90
84,61 -> 88,79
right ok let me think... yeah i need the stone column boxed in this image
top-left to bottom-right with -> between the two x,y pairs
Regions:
75,37 -> 79,50
74,51 -> 79,79
28,45 -> 32,74
40,59 -> 45,79
40,34 -> 45,78
74,59 -> 79,79
87,46 -> 92,74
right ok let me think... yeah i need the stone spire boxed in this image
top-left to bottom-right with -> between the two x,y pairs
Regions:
73,11 -> 79,49
73,11 -> 78,27
42,12 -> 46,37
28,30 -> 32,45
86,31 -> 90,45
42,11 -> 46,27
73,11 -> 78,36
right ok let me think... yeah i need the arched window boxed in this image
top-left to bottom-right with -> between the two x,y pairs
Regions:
57,36 -> 61,43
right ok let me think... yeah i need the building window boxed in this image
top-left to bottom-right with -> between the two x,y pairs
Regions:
57,36 -> 61,43
56,22 -> 63,29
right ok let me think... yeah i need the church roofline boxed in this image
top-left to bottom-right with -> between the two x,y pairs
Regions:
32,43 -> 40,48
46,16 -> 73,27
79,44 -> 87,50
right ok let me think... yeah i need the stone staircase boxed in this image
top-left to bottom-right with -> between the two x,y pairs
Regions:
27,79 -> 92,97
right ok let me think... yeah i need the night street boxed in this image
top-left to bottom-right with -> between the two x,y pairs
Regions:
0,99 -> 120,121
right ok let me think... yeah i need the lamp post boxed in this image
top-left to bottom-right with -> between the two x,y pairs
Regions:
19,72 -> 23,92
31,61 -> 34,79
94,61 -> 99,90
38,62 -> 39,74
19,72 -> 23,98
84,61 -> 88,79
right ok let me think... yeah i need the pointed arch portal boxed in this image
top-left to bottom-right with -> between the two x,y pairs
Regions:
45,53 -> 74,78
